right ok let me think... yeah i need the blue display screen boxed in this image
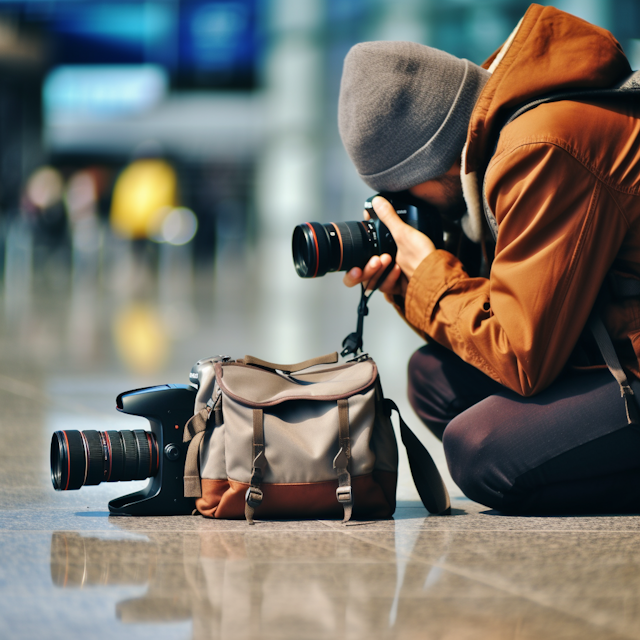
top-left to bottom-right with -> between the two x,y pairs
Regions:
0,0 -> 259,89
178,0 -> 258,86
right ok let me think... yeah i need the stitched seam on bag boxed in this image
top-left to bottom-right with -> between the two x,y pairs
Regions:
216,374 -> 378,407
217,360 -> 372,378
224,473 -> 387,486
215,361 -> 378,405
217,388 -> 376,407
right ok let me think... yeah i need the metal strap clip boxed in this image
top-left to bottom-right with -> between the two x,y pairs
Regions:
336,485 -> 352,504
333,447 -> 348,470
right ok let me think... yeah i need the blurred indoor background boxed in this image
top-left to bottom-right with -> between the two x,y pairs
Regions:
3,4 -> 640,637
1,0 -> 640,492
1,0 -> 640,384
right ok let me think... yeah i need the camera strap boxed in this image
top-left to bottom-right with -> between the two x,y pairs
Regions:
340,284 -> 371,357
341,262 -> 395,358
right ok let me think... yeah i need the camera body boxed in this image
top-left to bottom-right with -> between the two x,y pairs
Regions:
362,192 -> 443,258
50,357 -> 234,516
108,384 -> 197,516
292,191 -> 442,278
50,383 -> 197,516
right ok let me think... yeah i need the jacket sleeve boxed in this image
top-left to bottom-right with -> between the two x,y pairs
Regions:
403,141 -> 629,396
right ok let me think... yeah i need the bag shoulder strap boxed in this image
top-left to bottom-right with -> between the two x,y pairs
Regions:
383,398 -> 451,515
242,352 -> 339,373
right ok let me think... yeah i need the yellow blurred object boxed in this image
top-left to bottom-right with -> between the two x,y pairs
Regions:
112,303 -> 169,374
110,159 -> 178,239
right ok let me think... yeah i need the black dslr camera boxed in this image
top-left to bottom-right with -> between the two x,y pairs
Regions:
292,192 -> 443,279
50,358 -> 222,516
50,384 -> 196,515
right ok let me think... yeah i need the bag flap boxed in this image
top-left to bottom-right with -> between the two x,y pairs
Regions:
215,360 -> 378,406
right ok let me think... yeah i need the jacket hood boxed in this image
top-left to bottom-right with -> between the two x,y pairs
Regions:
465,3 -> 632,174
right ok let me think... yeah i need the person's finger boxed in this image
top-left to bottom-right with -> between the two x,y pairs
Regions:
377,263 -> 402,295
363,254 -> 393,291
371,196 -> 408,237
363,209 -> 370,221
343,266 -> 364,288
343,256 -> 388,290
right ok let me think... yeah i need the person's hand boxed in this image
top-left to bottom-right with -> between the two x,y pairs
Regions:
342,196 -> 437,299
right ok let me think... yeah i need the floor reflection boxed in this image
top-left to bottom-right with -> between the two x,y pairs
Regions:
49,527 -> 452,639
49,522 -> 632,640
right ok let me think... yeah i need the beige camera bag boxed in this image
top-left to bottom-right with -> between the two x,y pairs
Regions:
183,352 -> 449,523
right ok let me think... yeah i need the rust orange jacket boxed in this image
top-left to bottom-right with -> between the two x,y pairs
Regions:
403,3 -> 640,396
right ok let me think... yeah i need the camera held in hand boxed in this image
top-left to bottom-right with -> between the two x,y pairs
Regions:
292,192 -> 443,279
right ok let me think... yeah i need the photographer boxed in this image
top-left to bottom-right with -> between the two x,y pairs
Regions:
340,4 -> 640,514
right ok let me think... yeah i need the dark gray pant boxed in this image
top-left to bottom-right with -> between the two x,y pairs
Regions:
408,343 -> 640,514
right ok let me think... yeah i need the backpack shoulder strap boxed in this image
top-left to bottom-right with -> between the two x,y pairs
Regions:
503,70 -> 640,133
482,70 -> 640,242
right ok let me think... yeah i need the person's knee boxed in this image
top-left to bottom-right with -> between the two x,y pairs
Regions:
443,411 -> 513,510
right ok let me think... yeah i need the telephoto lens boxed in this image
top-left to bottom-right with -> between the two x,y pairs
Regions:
51,429 -> 160,491
292,192 -> 441,278
293,220 -> 374,278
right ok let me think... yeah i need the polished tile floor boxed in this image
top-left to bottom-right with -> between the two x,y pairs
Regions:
2,247 -> 640,639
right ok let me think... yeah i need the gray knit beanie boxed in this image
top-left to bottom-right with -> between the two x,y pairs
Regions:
338,41 -> 490,192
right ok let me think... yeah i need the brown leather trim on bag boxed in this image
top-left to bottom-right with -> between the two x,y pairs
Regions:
243,352 -> 338,373
196,473 -> 397,520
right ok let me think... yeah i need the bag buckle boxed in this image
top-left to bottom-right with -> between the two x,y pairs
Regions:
336,485 -> 352,504
245,486 -> 264,509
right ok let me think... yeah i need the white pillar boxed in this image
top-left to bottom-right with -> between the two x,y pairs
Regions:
254,0 -> 325,361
